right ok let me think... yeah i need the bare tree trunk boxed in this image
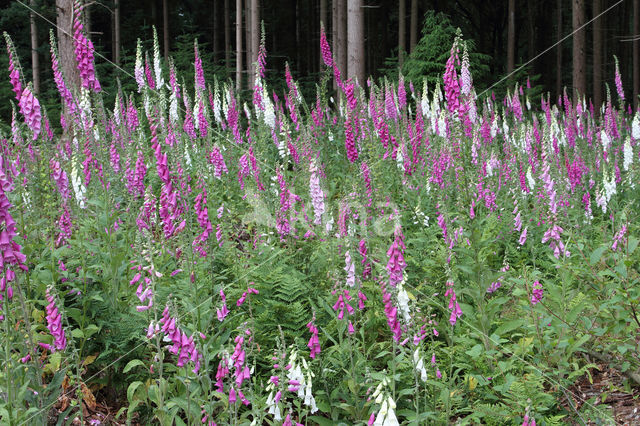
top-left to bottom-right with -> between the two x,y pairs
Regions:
251,0 -> 259,80
321,0 -> 327,27
84,3 -> 91,37
399,0 -> 405,66
593,0 -> 602,111
556,0 -> 562,98
527,1 -> 535,60
163,0 -> 169,60
347,0 -> 364,84
29,0 -> 40,94
337,0 -> 347,76
245,0 -> 251,88
151,0 -> 157,30
507,0 -> 515,75
213,0 -> 219,62
634,0 -> 639,109
409,0 -> 418,54
295,0 -> 300,71
236,0 -> 243,92
114,0 -> 121,65
573,0 -> 586,101
56,0 -> 80,91
225,0 -> 231,68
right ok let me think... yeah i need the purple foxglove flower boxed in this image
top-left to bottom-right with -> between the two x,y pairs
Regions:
530,281 -> 544,305
320,25 -> 333,67
18,87 -> 41,140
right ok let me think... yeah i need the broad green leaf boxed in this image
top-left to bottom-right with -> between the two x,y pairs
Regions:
123,359 -> 146,374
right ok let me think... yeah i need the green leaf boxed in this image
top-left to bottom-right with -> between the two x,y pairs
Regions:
148,384 -> 160,406
308,416 -> 336,426
70,328 -> 84,339
126,381 -> 145,403
590,246 -> 607,265
47,351 -> 62,372
84,324 -> 100,338
494,319 -> 524,336
123,359 -> 146,373
628,236 -> 639,254
465,344 -> 483,358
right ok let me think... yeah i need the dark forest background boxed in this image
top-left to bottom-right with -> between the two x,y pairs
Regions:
1,0 -> 639,126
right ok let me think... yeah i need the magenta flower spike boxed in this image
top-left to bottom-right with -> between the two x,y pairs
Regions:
320,25 -> 333,67
72,1 -> 101,92
386,229 -> 406,287
45,288 -> 67,351
530,281 -> 544,305
18,87 -> 42,140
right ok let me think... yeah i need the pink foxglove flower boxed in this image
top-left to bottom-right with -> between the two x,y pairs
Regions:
158,305 -> 203,374
443,43 -> 461,114
614,56 -> 624,101
344,115 -> 358,163
194,40 -> 206,92
386,229 -> 406,287
5,35 -> 23,100
320,25 -> 332,67
445,281 -> 462,326
72,1 -> 101,92
307,318 -> 321,358
217,289 -> 230,321
530,281 -> 543,305
611,225 -> 627,252
18,87 -> 42,140
44,288 -> 67,351
50,34 -> 76,114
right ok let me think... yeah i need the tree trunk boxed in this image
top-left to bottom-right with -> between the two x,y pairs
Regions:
347,0 -> 364,84
225,0 -> 231,67
151,0 -> 157,30
56,0 -> 80,91
556,0 -> 562,99
29,0 -> 40,94
409,0 -> 418,54
593,0 -> 602,111
236,0 -> 243,91
572,0 -> 586,101
295,0 -> 300,72
337,0 -> 347,77
507,0 -> 515,75
398,0 -> 406,66
251,0 -> 259,80
163,0 -> 169,60
321,0 -> 327,28
84,3 -> 91,37
527,1 -> 536,62
245,0 -> 252,88
114,0 -> 121,65
634,0 -> 639,109
213,0 -> 219,63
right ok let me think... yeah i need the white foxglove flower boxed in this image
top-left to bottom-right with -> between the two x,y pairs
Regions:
397,280 -> 411,323
526,167 -> 535,190
601,130 -> 611,151
169,92 -> 179,124
414,349 -> 428,382
134,39 -> 145,92
623,136 -> 633,171
631,112 -> 640,139
153,28 -> 164,88
70,155 -> 86,209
